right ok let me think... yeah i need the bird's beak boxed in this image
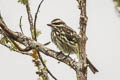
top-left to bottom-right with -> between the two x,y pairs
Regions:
47,24 -> 53,27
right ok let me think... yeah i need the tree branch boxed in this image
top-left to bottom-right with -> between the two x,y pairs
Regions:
76,0 -> 98,80
26,0 -> 35,39
0,19 -> 82,74
77,0 -> 88,79
25,0 -> 57,79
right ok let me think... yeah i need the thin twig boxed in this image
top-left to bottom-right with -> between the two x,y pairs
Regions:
0,12 -> 6,25
43,41 -> 51,46
38,51 -> 57,80
25,0 -> 56,79
33,0 -> 57,79
19,16 -> 24,34
34,0 -> 44,41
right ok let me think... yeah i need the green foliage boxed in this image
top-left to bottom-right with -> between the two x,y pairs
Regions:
19,23 -> 22,27
113,0 -> 120,7
37,77 -> 42,80
0,36 -> 8,45
9,41 -> 16,51
36,29 -> 41,38
18,0 -> 28,5
0,36 -> 16,51
113,0 -> 120,14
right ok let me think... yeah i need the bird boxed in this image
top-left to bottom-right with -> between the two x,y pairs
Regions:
47,18 -> 98,74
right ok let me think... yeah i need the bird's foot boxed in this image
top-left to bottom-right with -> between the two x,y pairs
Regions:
56,51 -> 63,63
56,51 -> 63,57
63,53 -> 70,61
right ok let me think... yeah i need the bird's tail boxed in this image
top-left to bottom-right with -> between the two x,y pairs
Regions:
86,58 -> 99,74
77,43 -> 98,74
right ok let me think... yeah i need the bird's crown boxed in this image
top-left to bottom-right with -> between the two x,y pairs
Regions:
51,18 -> 65,25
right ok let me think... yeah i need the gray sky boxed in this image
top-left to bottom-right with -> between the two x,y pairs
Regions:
0,0 -> 120,80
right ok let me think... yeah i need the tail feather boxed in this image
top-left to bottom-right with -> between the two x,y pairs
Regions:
86,58 -> 99,74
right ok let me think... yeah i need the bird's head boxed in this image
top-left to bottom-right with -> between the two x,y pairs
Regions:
47,18 -> 66,30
